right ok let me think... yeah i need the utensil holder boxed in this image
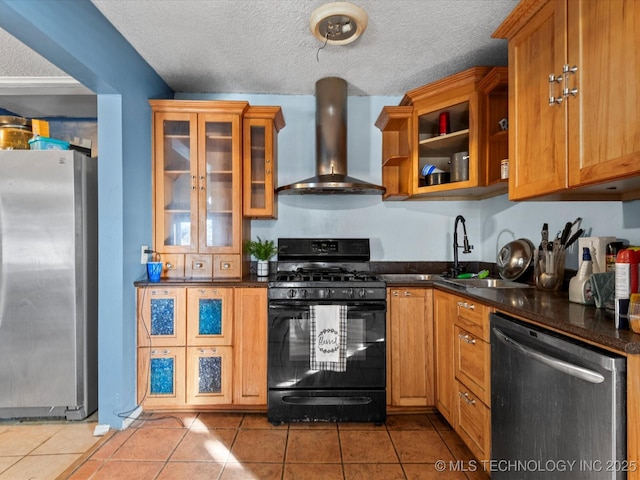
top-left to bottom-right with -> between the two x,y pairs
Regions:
147,261 -> 163,283
534,249 -> 566,291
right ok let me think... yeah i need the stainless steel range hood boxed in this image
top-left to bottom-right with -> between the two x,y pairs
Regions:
276,77 -> 386,195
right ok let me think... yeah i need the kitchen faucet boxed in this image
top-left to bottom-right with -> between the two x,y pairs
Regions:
451,215 -> 473,277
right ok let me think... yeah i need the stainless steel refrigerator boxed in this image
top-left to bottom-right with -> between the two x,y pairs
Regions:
0,150 -> 98,420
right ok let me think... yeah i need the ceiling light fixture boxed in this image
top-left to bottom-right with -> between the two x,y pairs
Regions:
310,2 -> 368,45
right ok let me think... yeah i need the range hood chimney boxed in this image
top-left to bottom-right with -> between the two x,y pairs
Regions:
276,77 -> 386,195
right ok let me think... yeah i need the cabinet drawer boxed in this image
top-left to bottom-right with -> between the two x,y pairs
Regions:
456,380 -> 490,462
455,296 -> 490,341
454,325 -> 490,404
161,253 -> 185,278
185,254 -> 213,278
214,254 -> 242,278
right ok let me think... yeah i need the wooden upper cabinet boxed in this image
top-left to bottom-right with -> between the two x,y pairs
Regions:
150,100 -> 250,279
495,0 -> 640,201
242,107 -> 285,218
375,106 -> 413,200
568,0 -> 640,192
376,67 -> 509,200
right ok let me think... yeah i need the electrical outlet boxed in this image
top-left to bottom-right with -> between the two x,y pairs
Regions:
140,245 -> 149,264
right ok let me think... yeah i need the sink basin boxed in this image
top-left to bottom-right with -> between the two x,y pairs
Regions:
378,273 -> 442,282
441,277 -> 532,289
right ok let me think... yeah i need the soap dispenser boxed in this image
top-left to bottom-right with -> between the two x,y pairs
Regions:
569,247 -> 595,305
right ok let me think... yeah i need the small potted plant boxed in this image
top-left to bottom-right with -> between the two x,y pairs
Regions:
244,237 -> 278,276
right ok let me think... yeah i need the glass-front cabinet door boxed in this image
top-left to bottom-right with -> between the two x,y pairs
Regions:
186,346 -> 232,405
137,287 -> 186,347
137,346 -> 186,407
243,107 -> 284,219
186,287 -> 233,346
198,114 -> 242,253
153,112 -> 198,253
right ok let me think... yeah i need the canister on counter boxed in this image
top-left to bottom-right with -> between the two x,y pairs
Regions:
614,248 -> 639,329
606,241 -> 625,272
500,159 -> 509,180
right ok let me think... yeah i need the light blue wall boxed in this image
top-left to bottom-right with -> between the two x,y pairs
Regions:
0,0 -> 172,429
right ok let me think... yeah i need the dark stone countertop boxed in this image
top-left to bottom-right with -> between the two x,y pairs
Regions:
386,276 -> 640,355
134,264 -> 640,355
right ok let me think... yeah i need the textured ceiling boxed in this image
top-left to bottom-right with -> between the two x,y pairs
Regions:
0,0 -> 517,116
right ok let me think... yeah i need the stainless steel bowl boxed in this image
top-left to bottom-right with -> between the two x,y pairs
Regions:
496,238 -> 535,281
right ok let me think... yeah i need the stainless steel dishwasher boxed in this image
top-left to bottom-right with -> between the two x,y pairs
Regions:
490,312 -> 627,479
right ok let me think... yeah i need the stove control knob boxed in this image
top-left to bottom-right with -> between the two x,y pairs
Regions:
359,288 -> 367,298
324,288 -> 331,299
287,289 -> 296,298
347,288 -> 355,299
299,289 -> 308,299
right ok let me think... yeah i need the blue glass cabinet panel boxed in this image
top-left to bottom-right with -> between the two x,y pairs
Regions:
198,299 -> 222,335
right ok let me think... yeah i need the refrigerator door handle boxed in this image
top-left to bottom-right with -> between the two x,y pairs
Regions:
492,327 -> 605,384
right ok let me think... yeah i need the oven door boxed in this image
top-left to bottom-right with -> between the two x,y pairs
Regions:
267,300 -> 386,390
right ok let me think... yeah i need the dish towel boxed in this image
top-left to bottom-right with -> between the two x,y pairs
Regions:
309,304 -> 347,372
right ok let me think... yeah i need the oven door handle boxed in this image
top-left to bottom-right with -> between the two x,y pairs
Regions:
268,303 -> 386,311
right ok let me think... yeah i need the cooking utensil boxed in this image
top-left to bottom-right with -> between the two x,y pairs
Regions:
563,228 -> 584,250
449,151 -> 469,182
425,171 -> 450,186
541,223 -> 549,251
559,221 -> 572,247
497,238 -> 535,281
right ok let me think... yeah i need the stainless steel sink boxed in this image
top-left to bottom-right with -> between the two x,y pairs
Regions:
441,277 -> 532,289
378,273 -> 442,282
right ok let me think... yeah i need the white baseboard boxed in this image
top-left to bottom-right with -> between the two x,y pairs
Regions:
121,405 -> 143,430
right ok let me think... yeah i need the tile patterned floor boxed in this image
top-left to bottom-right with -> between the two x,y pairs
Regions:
0,412 -> 491,480
0,414 -> 103,480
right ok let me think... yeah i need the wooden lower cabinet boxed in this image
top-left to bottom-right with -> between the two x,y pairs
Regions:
233,288 -> 268,405
136,285 -> 267,410
137,346 -> 186,407
186,346 -> 233,405
434,289 -> 492,462
387,288 -> 434,407
434,290 -> 456,425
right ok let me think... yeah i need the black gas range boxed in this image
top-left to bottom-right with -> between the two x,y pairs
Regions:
268,238 -> 386,299
267,238 -> 387,424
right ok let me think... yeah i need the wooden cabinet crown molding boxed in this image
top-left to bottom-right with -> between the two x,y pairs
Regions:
244,106 -> 285,132
149,99 -> 249,115
400,67 -> 492,106
492,0 -> 549,39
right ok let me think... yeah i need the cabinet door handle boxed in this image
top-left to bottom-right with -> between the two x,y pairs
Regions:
151,290 -> 170,295
392,291 -> 398,296
457,301 -> 475,310
199,175 -> 205,191
548,72 -> 564,105
199,348 -> 218,354
404,291 -> 411,296
195,262 -> 203,268
458,391 -> 476,405
458,333 -> 476,344
191,175 -> 196,190
151,349 -> 170,356
166,262 -> 174,269
562,64 -> 578,98
222,263 -> 230,269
